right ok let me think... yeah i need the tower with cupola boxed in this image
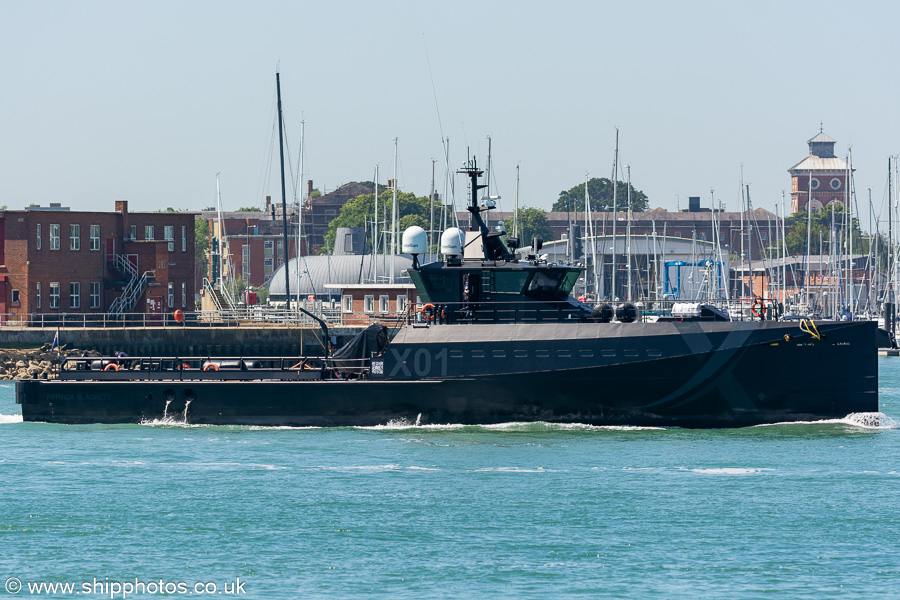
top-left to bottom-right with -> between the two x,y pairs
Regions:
788,128 -> 852,214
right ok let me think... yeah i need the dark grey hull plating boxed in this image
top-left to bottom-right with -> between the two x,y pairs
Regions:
16,319 -> 877,428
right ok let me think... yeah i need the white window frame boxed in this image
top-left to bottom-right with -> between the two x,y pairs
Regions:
70,224 -> 80,251
129,225 -> 136,240
36,282 -> 41,309
264,257 -> 274,276
50,224 -> 60,251
49,282 -> 60,309
397,295 -> 408,313
90,282 -> 100,309
145,225 -> 154,240
90,225 -> 100,251
36,224 -> 41,250
182,226 -> 187,252
379,295 -> 390,313
165,226 -> 175,251
242,245 -> 250,279
11,289 -> 19,305
167,282 -> 174,308
70,282 -> 80,309
181,282 -> 186,309
342,295 -> 353,313
363,295 -> 375,314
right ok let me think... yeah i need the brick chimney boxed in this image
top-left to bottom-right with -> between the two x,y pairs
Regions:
115,201 -> 128,238
307,180 -> 313,197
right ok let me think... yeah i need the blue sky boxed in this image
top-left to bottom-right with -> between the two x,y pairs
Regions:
2,1 -> 898,226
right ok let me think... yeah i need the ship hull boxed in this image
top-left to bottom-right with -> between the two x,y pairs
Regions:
16,320 -> 877,428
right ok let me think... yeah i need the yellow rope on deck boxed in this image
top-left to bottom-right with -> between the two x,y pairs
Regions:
800,319 -> 821,341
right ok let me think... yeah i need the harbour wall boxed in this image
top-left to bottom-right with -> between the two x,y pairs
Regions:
0,326 -> 366,357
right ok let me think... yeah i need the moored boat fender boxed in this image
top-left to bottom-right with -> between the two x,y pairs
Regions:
615,303 -> 638,323
591,303 -> 614,323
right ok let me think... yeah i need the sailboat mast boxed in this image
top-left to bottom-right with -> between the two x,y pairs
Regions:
374,165 -> 379,283
626,164 -> 632,302
514,164 -> 520,239
430,158 -> 436,263
781,191 -> 787,305
390,138 -> 398,284
806,172 -> 813,313
746,184 -> 754,300
888,157 -> 894,344
611,128 -> 619,301
485,136 -> 492,230
739,166 -> 745,291
215,173 -> 225,294
588,176 -> 598,299
296,119 -> 305,314
276,72 -> 291,305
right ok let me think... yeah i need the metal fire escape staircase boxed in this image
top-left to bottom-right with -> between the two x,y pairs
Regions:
107,254 -> 155,316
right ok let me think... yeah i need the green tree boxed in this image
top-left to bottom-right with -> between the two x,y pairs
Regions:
195,218 -> 210,279
513,207 -> 553,247
783,206 -> 864,257
252,286 -> 269,305
552,178 -> 649,213
322,190 -> 441,254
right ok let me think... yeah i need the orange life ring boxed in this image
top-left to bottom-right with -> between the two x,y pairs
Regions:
181,363 -> 191,370
751,298 -> 766,318
203,363 -> 219,371
421,303 -> 436,321
103,363 -> 119,371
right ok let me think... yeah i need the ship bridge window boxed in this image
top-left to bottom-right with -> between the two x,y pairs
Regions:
525,271 -> 564,299
415,270 -> 460,303
524,269 -> 580,300
559,270 -> 580,295
493,270 -> 530,294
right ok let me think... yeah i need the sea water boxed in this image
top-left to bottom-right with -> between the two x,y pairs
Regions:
1,361 -> 899,599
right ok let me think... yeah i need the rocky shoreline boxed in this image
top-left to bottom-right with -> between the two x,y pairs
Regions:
0,344 -> 98,381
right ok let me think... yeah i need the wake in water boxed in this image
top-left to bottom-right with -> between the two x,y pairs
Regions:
359,421 -> 666,432
754,412 -> 900,430
0,413 -> 23,424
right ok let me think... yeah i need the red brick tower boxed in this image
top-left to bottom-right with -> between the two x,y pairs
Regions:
788,129 -> 852,214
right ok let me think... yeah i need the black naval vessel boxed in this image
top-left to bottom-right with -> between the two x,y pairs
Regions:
16,160 -> 878,428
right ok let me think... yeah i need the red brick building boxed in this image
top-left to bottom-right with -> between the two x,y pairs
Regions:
0,201 -> 195,322
301,182 -> 373,253
204,203 -> 297,289
324,283 -> 418,326
789,130 -> 852,214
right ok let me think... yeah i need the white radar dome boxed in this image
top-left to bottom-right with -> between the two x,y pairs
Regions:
401,226 -> 427,255
440,227 -> 464,256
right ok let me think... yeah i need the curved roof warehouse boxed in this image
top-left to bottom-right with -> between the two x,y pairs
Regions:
267,254 -> 414,300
